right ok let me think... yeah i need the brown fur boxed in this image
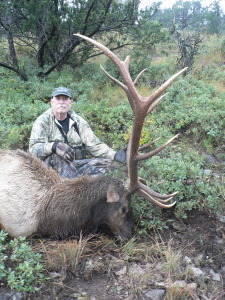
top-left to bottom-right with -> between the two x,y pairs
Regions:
0,149 -> 134,240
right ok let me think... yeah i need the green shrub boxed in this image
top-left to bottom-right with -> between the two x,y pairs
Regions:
73,98 -> 133,149
131,148 -> 224,232
0,230 -> 48,293
154,76 -> 225,146
0,97 -> 48,150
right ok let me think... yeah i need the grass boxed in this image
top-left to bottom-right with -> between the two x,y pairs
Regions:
39,233 -> 96,272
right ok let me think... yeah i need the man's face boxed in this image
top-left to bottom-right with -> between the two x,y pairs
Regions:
50,95 -> 72,116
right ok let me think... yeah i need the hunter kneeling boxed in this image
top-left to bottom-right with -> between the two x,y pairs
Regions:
29,86 -> 126,178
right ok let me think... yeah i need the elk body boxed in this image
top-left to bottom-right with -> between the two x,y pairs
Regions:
0,149 -> 134,240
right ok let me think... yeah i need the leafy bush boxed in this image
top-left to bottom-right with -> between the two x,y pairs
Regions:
0,98 -> 48,150
154,76 -> 225,146
132,148 -> 224,232
0,230 -> 48,293
73,98 -> 133,149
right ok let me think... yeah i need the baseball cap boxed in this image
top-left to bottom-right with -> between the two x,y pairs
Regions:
51,87 -> 72,98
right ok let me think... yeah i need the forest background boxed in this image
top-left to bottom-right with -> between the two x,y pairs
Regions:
0,0 -> 225,294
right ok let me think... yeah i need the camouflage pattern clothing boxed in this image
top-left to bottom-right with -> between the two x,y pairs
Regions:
29,108 -> 116,178
44,154 -> 116,178
29,108 -> 115,160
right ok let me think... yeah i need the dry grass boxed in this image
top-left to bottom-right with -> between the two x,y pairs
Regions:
29,229 -> 224,299
35,234 -> 96,271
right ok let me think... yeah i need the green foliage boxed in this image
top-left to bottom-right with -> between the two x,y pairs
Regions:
154,76 -> 225,145
0,78 -> 50,150
73,98 -> 133,149
0,230 -> 48,293
132,149 -> 224,231
132,195 -> 169,234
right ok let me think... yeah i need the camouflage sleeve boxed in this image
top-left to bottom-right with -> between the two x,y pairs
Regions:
79,123 -> 116,160
29,115 -> 54,159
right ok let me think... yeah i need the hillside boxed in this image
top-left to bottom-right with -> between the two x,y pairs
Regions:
0,32 -> 224,299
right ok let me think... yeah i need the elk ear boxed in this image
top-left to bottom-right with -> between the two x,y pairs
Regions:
106,185 -> 120,203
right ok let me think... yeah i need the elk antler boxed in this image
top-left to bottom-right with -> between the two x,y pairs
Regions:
74,33 -> 187,208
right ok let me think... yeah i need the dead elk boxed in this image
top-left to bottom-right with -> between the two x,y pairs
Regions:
0,150 -> 134,241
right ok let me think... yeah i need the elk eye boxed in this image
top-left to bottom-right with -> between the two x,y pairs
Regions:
121,205 -> 127,214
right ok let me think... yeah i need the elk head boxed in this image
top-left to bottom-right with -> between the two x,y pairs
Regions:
74,33 -> 187,208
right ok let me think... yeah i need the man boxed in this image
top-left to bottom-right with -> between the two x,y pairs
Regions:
29,86 -> 126,178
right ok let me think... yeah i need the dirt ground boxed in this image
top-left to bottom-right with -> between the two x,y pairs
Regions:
21,209 -> 225,300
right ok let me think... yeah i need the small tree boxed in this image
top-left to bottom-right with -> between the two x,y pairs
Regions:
173,28 -> 203,69
206,1 -> 224,34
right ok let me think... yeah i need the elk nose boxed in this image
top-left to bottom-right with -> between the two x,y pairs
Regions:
115,228 -> 135,244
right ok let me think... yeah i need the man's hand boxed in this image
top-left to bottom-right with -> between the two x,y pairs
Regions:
114,148 -> 127,164
52,142 -> 75,162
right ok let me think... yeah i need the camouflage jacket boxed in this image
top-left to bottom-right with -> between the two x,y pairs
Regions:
29,108 -> 116,160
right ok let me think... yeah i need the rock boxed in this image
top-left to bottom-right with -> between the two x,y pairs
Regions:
186,179 -> 194,185
0,291 -> 26,300
115,266 -> 127,276
216,215 -> 225,223
123,295 -> 135,300
187,282 -> 198,291
171,280 -> 186,288
116,285 -> 125,294
203,169 -> 212,176
128,264 -> 146,277
155,282 -> 165,287
204,154 -> 217,164
49,271 -> 62,279
154,273 -> 164,282
210,269 -> 221,281
155,262 -> 165,270
108,255 -> 125,266
193,254 -> 204,265
83,257 -> 106,279
145,289 -> 165,300
189,266 -> 205,284
71,293 -> 83,298
184,256 -> 192,264
172,221 -> 187,231
214,236 -> 224,244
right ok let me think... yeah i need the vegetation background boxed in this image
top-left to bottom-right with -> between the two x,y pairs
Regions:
0,0 -> 224,296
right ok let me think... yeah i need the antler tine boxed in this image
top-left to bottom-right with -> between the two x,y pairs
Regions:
139,182 -> 178,200
138,137 -> 161,151
148,67 -> 188,105
75,33 -> 186,209
137,134 -> 179,161
137,189 -> 177,208
134,68 -> 147,86
100,65 -> 126,89
74,34 -> 125,70
74,33 -> 143,113
147,93 -> 168,115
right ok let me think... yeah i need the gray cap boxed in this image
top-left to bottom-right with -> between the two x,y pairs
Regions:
51,86 -> 72,98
